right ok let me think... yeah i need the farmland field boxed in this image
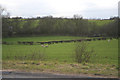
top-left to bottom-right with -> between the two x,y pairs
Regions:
2,36 -> 89,43
1,0 -> 119,77
2,36 -> 118,64
2,36 -> 118,77
88,20 -> 114,26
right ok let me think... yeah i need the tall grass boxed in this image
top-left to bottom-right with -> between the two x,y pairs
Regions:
3,46 -> 47,61
15,50 -> 46,61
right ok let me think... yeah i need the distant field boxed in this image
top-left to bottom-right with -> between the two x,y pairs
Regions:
88,20 -> 114,26
3,36 -> 89,43
2,36 -> 118,65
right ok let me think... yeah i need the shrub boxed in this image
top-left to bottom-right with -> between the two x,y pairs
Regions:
74,41 -> 94,63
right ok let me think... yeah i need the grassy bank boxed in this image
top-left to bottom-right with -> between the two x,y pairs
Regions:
3,60 -> 118,78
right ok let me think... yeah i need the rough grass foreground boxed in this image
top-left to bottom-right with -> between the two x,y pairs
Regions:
3,60 -> 118,78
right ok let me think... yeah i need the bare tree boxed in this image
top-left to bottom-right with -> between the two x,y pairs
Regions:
0,6 -> 4,15
73,14 -> 83,19
0,5 -> 10,18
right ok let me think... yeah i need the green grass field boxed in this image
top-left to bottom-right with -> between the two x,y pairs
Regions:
3,36 -> 118,64
2,36 -> 118,77
3,36 -> 88,42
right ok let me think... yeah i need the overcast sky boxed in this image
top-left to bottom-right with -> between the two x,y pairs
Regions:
0,0 -> 119,18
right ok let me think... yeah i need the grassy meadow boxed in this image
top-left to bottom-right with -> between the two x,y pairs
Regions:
2,36 -> 118,77
2,36 -> 89,43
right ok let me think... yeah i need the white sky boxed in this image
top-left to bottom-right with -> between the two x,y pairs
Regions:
0,0 -> 119,18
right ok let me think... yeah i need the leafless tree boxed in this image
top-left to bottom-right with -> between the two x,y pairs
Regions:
0,5 -> 10,18
73,14 -> 83,19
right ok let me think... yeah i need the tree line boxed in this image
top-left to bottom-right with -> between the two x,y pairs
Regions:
2,16 -> 119,37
